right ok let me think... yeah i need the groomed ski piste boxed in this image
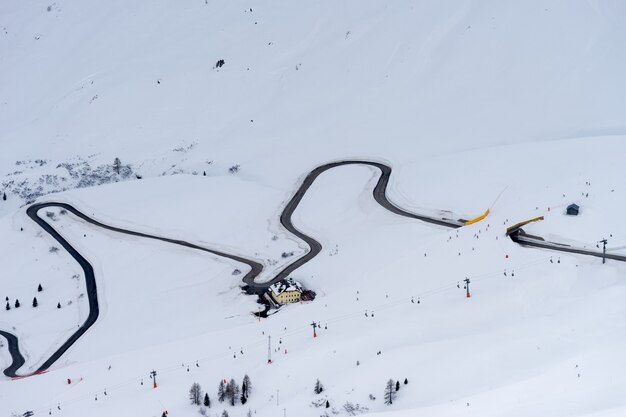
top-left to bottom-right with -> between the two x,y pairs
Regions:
3,159 -> 625,382
2,1 -> 626,416
3,160 -> 466,379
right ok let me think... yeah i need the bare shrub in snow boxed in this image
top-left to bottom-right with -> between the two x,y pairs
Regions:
172,142 -> 197,152
343,402 -> 368,415
310,397 -> 327,408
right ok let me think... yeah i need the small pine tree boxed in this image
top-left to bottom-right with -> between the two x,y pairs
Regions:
404,378 -> 408,385
38,284 -> 43,292
314,379 -> 324,394
242,374 -> 251,397
189,382 -> 202,405
32,297 -> 38,307
5,302 -> 10,311
326,400 -> 330,408
2,192 -> 6,201
384,379 -> 396,405
113,157 -> 122,174
396,381 -> 400,391
226,379 -> 239,406
57,302 -> 61,309
218,381 -> 226,403
204,393 -> 210,407
15,299 -> 20,308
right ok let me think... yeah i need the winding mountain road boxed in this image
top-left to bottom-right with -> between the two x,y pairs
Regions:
0,160 -> 622,377
268,161 -> 464,284
509,229 -> 626,262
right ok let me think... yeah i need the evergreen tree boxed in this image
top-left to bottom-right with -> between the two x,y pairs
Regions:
203,393 -> 210,407
384,379 -> 396,405
32,297 -> 38,307
189,382 -> 202,405
5,302 -> 10,311
57,302 -> 61,309
314,379 -> 324,394
113,157 -> 122,174
217,381 -> 226,403
2,192 -> 6,201
325,400 -> 330,408
242,374 -> 252,397
404,378 -> 408,385
395,381 -> 400,391
15,299 -> 20,308
226,379 -> 239,406
38,284 -> 43,292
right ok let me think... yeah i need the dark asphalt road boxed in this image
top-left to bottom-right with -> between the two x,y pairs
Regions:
1,202 -> 263,378
0,330 -> 25,377
1,161 -> 461,377
1,160 -> 622,378
510,231 -> 626,262
271,161 -> 464,282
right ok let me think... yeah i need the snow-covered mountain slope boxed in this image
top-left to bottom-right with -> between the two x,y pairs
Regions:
1,0 -> 626,416
1,0 -> 626,214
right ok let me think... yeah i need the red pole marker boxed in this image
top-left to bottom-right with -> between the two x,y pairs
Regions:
464,278 -> 471,298
150,370 -> 157,389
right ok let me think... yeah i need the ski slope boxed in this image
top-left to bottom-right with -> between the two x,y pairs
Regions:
1,0 -> 626,416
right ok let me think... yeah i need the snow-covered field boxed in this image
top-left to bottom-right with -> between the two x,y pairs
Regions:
1,0 -> 626,416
